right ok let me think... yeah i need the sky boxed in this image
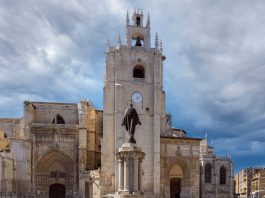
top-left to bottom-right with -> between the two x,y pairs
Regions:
1,0 -> 265,173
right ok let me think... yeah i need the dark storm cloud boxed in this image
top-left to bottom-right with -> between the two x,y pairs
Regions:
1,0 -> 265,171
0,0 -> 127,116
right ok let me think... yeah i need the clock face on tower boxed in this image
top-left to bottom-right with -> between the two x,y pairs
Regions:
132,92 -> 143,103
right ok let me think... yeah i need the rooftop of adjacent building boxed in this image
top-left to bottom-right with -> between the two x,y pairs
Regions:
0,118 -> 21,123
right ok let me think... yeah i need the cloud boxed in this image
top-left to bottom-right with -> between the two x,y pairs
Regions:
1,0 -> 265,172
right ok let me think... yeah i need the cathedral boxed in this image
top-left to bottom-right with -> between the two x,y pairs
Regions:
0,10 -> 233,198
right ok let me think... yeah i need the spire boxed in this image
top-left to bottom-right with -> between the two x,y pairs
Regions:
105,33 -> 110,52
155,33 -> 159,50
146,12 -> 150,28
116,33 -> 121,48
126,10 -> 129,25
118,33 -> 121,44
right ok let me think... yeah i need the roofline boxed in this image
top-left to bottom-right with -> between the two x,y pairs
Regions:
161,136 -> 202,141
0,118 -> 21,123
24,101 -> 78,105
171,128 -> 187,134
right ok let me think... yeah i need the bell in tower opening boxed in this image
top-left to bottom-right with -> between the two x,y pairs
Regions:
135,36 -> 142,47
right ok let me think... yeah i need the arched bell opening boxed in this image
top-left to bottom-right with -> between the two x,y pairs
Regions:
131,33 -> 144,47
136,16 -> 141,26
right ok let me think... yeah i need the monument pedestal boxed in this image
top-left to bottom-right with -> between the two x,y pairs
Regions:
115,143 -> 145,198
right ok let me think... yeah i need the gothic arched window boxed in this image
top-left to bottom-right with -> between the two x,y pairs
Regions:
205,163 -> 212,183
133,66 -> 145,78
52,114 -> 65,124
220,166 -> 226,185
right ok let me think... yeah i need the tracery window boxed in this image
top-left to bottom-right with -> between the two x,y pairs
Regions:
220,166 -> 226,185
205,163 -> 212,183
52,114 -> 65,124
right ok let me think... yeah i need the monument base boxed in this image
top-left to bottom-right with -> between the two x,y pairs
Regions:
115,143 -> 145,198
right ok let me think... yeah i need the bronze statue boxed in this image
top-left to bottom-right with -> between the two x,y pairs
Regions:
122,104 -> 141,144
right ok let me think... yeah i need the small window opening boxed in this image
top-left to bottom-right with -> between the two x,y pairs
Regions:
136,17 -> 141,26
220,166 -> 226,185
133,66 -> 145,78
52,114 -> 65,124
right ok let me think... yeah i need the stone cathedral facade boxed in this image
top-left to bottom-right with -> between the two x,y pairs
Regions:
0,10 -> 233,198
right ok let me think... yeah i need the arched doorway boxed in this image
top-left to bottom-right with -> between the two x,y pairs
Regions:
49,183 -> 65,198
170,164 -> 183,198
34,149 -> 75,197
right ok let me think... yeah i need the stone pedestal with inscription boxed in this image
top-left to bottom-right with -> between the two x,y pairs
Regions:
115,143 -> 145,198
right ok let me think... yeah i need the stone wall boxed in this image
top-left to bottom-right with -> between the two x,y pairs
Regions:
0,153 -> 15,193
0,118 -> 22,138
160,137 -> 201,198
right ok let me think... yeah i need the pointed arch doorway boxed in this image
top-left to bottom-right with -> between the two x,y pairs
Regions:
167,158 -> 192,198
34,149 -> 75,197
49,183 -> 65,198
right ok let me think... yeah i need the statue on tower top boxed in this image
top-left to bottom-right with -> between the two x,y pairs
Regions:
122,103 -> 141,144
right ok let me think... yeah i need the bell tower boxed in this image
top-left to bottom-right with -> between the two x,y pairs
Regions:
125,9 -> 150,51
101,10 -> 165,197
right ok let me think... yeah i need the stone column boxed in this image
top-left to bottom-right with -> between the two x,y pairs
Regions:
138,158 -> 142,192
118,159 -> 124,191
124,157 -> 130,192
133,159 -> 139,192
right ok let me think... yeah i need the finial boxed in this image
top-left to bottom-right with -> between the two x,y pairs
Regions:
134,8 -> 136,14
105,33 -> 110,52
155,33 -> 158,49
146,12 -> 150,27
126,10 -> 129,25
117,33 -> 121,47
205,131 -> 208,140
160,40 -> 163,53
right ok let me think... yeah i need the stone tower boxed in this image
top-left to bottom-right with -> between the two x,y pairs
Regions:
101,10 -> 166,197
